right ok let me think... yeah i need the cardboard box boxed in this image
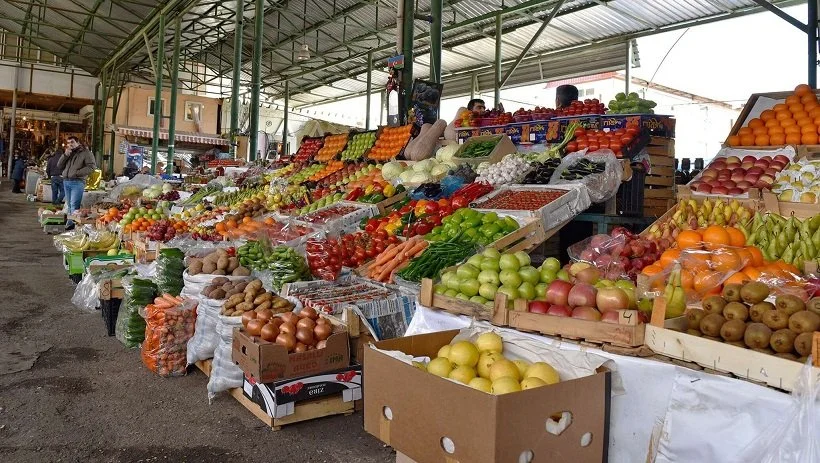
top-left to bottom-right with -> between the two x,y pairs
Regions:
364,330 -> 611,463
232,325 -> 350,383
599,114 -> 676,137
242,365 -> 362,419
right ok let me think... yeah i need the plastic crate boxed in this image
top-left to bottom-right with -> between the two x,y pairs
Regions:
615,168 -> 646,216
101,298 -> 122,336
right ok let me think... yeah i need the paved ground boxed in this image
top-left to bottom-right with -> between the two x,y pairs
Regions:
0,186 -> 394,463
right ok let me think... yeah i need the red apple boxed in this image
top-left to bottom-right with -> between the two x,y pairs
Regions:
770,160 -> 786,171
572,306 -> 602,321
601,310 -> 621,324
725,155 -> 741,164
711,159 -> 727,169
721,180 -> 737,189
701,168 -> 718,179
773,154 -> 789,165
689,181 -> 703,191
546,304 -> 572,317
711,185 -> 729,195
742,155 -> 757,164
754,159 -> 770,169
746,166 -> 764,175
740,161 -> 755,170
736,180 -> 753,189
730,171 -> 746,182
759,174 -> 775,185
728,187 -> 744,195
596,288 -> 630,312
545,280 -> 574,307
760,155 -> 773,162
528,300 -> 550,314
567,283 -> 597,308
719,168 -> 732,177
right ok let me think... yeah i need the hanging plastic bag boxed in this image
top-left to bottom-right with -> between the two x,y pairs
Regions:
141,297 -> 197,377
115,277 -> 156,348
156,247 -> 185,296
71,273 -> 101,312
550,150 -> 623,203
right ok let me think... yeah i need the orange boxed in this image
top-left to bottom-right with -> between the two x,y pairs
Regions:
804,100 -> 819,113
802,123 -> 818,133
746,247 -> 764,266
737,127 -> 753,136
744,266 -> 762,281
760,109 -> 776,121
677,230 -> 703,250
215,222 -> 226,233
747,118 -> 764,129
802,133 -> 818,144
752,126 -> 768,136
724,272 -> 750,286
767,125 -> 784,134
775,261 -> 801,275
242,216 -> 253,224
788,104 -> 804,114
785,133 -> 802,145
809,107 -> 820,118
226,219 -> 238,229
712,249 -> 742,273
770,134 -> 786,145
680,268 -> 695,290
793,110 -> 809,121
785,95 -> 801,105
775,110 -> 792,121
794,84 -> 813,96
781,118 -> 797,127
773,103 -> 789,112
660,248 -> 681,267
765,119 -> 781,129
642,264 -> 664,277
739,134 -> 755,146
754,134 -> 770,146
694,270 -> 723,294
683,252 -> 711,271
800,93 -> 818,105
726,135 -> 740,146
702,225 -> 731,249
725,227 -> 746,247
797,117 -> 814,127
735,248 -> 753,267
784,124 -> 801,134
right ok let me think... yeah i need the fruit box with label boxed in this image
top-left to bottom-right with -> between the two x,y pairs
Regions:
599,114 -> 676,138
242,364 -> 362,419
364,330 -> 611,463
232,325 -> 350,383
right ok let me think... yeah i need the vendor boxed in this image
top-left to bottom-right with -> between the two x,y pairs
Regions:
467,98 -> 486,114
444,98 -> 505,140
555,84 -> 579,109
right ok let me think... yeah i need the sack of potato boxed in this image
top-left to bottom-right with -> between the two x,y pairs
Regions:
187,248 -> 251,277
216,278 -> 295,317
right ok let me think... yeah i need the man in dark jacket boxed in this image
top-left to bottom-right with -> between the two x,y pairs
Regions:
57,136 -> 96,229
10,155 -> 25,193
46,150 -> 64,204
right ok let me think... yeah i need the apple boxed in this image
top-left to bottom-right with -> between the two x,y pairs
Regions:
773,154 -> 789,165
528,300 -> 550,314
596,287 -> 630,312
764,167 -> 778,177
601,310 -> 621,324
575,267 -> 600,284
728,187 -> 744,195
701,168 -> 718,179
499,269 -> 523,288
569,262 -> 592,276
730,171 -> 746,182
518,282 -> 536,300
746,166 -> 764,175
736,180 -> 753,189
540,257 -> 561,273
770,161 -> 786,171
711,185 -> 729,195
695,183 -> 712,193
535,282 -> 547,299
740,161 -> 754,170
711,160 -> 727,169
689,181 -> 702,190
546,304 -> 572,317
718,168 -> 732,177
567,283 -> 597,308
754,159 -> 770,169
721,180 -> 737,189
499,254 -> 521,271
478,283 -> 497,300
556,269 -> 571,282
725,155 -> 741,164
742,155 -> 757,164
545,280 -> 573,306
496,285 -> 519,301
571,306 -> 602,321
518,266 -> 541,285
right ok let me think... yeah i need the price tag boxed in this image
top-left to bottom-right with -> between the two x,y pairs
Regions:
529,132 -> 536,142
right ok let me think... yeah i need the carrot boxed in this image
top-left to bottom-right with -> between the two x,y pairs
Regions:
388,260 -> 413,284
403,240 -> 427,258
372,240 -> 411,267
162,294 -> 180,305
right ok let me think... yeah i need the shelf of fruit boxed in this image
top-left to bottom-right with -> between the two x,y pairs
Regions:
340,131 -> 377,161
293,136 -> 324,163
688,154 -> 792,196
725,84 -> 819,148
771,156 -> 820,204
564,127 -> 641,158
288,164 -> 326,184
368,125 -> 412,161
314,133 -> 349,162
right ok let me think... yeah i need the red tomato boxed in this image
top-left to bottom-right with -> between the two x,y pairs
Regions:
599,142 -> 610,150
575,136 -> 588,145
577,142 -> 588,151
610,143 -> 622,152
566,142 -> 578,152
588,144 -> 600,152
574,128 -> 586,138
451,196 -> 469,209
620,135 -> 633,145
625,127 -> 639,137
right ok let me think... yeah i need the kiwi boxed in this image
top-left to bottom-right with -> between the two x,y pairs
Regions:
744,323 -> 772,349
686,309 -> 706,331
788,310 -> 820,334
773,352 -> 798,361
740,281 -> 770,304
700,313 -> 727,337
686,329 -> 703,337
720,319 -> 746,342
723,302 -> 749,322
769,329 -> 798,354
775,294 -> 806,316
762,309 -> 789,330
808,297 -> 820,316
726,340 -> 746,348
721,284 -> 742,303
702,296 -> 728,315
794,332 -> 814,357
749,301 -> 775,323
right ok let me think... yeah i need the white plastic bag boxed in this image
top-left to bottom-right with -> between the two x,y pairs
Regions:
206,314 -> 244,401
736,358 -> 820,462
186,297 -> 222,366
71,273 -> 100,312
550,150 -> 623,203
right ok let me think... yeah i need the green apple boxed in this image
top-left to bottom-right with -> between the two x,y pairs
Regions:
595,279 -> 614,288
513,251 -> 531,267
470,295 -> 489,305
496,285 -> 519,301
467,255 -> 485,268
441,271 -> 456,287
540,268 -> 557,284
541,257 -> 561,273
445,289 -> 459,297
456,264 -> 480,280
456,293 -> 471,301
518,266 -> 540,285
517,282 -> 536,300
535,283 -> 547,299
556,269 -> 571,282
499,269 -> 522,288
434,284 -> 447,294
459,279 -> 481,297
479,283 -> 498,300
482,248 -> 501,259
499,254 -> 521,271
480,258 -> 500,272
446,276 -> 462,291
478,270 -> 500,286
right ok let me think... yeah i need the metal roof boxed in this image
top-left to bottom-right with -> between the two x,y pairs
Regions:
0,0 -> 807,108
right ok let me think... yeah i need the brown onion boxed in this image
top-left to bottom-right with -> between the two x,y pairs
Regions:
256,308 -> 273,323
296,317 -> 316,331
275,332 -> 296,351
241,310 -> 257,327
294,342 -> 308,353
279,322 -> 297,335
300,306 -> 319,320
269,317 -> 284,328
314,324 -> 332,341
316,340 -> 327,349
246,319 -> 265,337
296,327 -> 315,346
315,317 -> 329,326
260,323 -> 280,342
281,312 -> 299,325
306,345 -> 315,351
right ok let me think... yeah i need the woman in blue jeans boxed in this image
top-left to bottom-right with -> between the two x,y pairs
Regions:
56,137 -> 96,229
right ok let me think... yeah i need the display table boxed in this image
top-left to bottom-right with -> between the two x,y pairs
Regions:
405,305 -> 802,462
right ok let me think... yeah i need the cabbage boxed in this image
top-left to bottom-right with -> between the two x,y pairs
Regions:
436,144 -> 460,163
382,161 -> 404,180
399,170 -> 416,183
410,172 -> 430,183
430,164 -> 450,177
413,159 -> 432,172
161,183 -> 173,193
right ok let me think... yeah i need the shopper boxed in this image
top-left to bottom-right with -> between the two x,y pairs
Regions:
46,150 -> 64,204
10,155 -> 25,193
57,136 -> 96,230
555,84 -> 580,109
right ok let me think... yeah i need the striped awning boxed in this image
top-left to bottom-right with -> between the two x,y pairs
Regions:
118,126 -> 229,146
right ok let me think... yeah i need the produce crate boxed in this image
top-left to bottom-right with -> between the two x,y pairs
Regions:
293,200 -> 378,235
614,168 -> 646,217
357,190 -> 408,215
451,135 -> 516,167
761,191 -> 818,219
323,307 -> 376,366
100,298 -> 121,337
63,250 -> 108,276
473,184 -> 589,236
639,189 -> 764,238
600,114 -> 676,138
724,89 -> 820,150
133,238 -> 163,263
646,298 -> 820,392
417,279 -> 510,325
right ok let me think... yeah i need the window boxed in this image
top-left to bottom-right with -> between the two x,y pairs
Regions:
185,101 -> 204,122
584,88 -> 595,96
148,98 -> 166,117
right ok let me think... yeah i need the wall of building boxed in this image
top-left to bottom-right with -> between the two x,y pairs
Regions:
0,60 -> 97,99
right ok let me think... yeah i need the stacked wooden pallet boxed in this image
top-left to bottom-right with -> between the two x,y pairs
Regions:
644,136 -> 676,217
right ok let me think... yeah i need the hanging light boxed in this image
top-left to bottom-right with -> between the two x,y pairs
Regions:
297,44 -> 311,62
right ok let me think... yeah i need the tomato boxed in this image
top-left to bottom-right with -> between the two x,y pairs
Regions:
613,128 -> 625,136
574,128 -> 586,138
598,142 -> 609,150
415,222 -> 433,236
625,127 -> 639,137
620,135 -> 633,145
588,144 -> 600,152
575,136 -> 587,145
577,142 -> 588,151
355,249 -> 366,261
374,230 -> 388,240
366,247 -> 378,258
566,142 -> 578,152
437,198 -> 449,207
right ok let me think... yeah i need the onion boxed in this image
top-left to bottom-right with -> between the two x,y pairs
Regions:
300,306 -> 319,321
294,342 -> 307,353
279,322 -> 297,336
269,317 -> 284,328
281,312 -> 299,326
260,323 -> 280,342
314,324 -> 332,341
275,332 -> 296,351
256,308 -> 274,323
296,327 -> 315,346
316,340 -> 327,349
296,317 -> 316,331
306,345 -> 315,351
241,310 -> 257,327
315,318 -> 329,326
246,319 -> 265,337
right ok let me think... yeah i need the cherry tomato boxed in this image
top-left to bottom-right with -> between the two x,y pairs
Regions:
588,144 -> 600,152
566,142 -> 578,152
574,128 -> 586,138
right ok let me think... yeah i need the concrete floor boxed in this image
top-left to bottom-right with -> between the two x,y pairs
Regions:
0,187 -> 394,463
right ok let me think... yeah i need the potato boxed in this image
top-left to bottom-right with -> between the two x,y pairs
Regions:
202,261 -> 217,274
235,281 -> 248,292
231,310 -> 244,317
232,266 -> 251,276
272,297 -> 290,309
213,277 -> 229,286
202,284 -> 217,296
244,291 -> 256,303
212,269 -> 226,275
224,294 -> 244,309
226,288 -> 241,297
227,257 -> 239,273
203,252 -> 219,264
217,256 -> 229,271
247,280 -> 263,292
209,288 -> 226,300
255,300 -> 271,312
221,282 -> 234,291
254,292 -> 273,305
216,248 -> 229,258
236,302 -> 254,313
188,260 -> 204,275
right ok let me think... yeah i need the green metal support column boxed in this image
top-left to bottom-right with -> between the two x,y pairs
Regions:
108,73 -> 122,177
365,52 -> 372,129
230,0 -> 243,158
92,82 -> 100,161
151,14 -> 165,175
430,0 -> 442,83
494,14 -> 502,107
96,76 -> 106,168
167,18 -> 181,175
248,0 -> 264,162
401,0 -> 415,122
283,80 -> 289,156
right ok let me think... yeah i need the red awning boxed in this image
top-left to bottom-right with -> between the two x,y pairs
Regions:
118,126 -> 229,146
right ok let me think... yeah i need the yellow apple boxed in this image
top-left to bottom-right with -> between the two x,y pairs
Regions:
525,362 -> 560,385
489,359 -> 521,382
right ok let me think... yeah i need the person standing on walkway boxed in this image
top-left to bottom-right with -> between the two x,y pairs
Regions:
46,150 -> 64,205
57,136 -> 96,229
10,155 -> 25,193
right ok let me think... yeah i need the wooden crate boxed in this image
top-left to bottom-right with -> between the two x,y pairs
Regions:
418,279 -> 510,325
643,137 -> 675,217
361,190 -> 408,215
99,278 -> 125,300
323,307 -> 375,368
639,190 -> 764,237
194,360 -> 356,430
133,238 -> 162,263
645,298 -> 820,392
724,89 -> 820,150
646,136 -> 675,157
